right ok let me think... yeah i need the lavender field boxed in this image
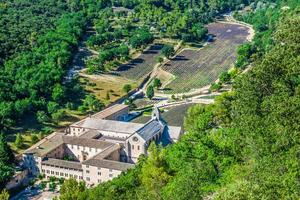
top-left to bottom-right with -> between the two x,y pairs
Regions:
162,22 -> 250,93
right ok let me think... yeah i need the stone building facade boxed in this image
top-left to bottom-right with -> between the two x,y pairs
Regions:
23,104 -> 182,186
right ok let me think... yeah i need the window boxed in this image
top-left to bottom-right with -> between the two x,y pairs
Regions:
51,171 -> 54,174
98,167 -> 101,170
98,172 -> 101,175
86,177 -> 90,181
86,170 -> 90,174
65,173 -> 68,177
60,172 -> 64,176
98,179 -> 101,183
109,169 -> 113,172
132,145 -> 134,150
89,147 -> 91,152
137,145 -> 140,150
73,128 -> 75,131
74,175 -> 78,179
42,169 -> 45,173
109,174 -> 113,178
78,128 -> 80,131
86,165 -> 89,168
70,174 -> 73,178
77,146 -> 79,150
55,172 -> 59,175
79,176 -> 83,180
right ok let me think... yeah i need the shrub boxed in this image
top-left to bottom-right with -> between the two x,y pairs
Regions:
161,45 -> 175,58
146,85 -> 154,99
30,134 -> 39,145
210,83 -> 222,92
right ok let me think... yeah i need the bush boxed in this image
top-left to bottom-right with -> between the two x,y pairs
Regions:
123,84 -> 132,94
146,85 -> 154,99
14,134 -> 23,149
210,83 -> 222,92
30,134 -> 39,145
161,45 -> 175,58
219,72 -> 231,83
153,78 -> 162,89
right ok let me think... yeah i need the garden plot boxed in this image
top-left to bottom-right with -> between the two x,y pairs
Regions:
161,22 -> 250,93
115,43 -> 163,81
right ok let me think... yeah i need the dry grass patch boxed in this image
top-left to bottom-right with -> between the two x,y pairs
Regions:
79,73 -> 137,104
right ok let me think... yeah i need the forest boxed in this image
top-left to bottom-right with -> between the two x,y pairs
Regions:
55,0 -> 300,199
0,0 -> 251,132
0,0 -> 299,199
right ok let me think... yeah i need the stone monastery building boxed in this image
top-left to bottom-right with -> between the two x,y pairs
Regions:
23,104 -> 182,185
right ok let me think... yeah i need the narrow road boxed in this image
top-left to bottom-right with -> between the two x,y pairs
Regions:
64,27 -> 98,82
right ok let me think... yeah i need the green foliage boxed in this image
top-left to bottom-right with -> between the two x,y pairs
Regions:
210,83 -> 222,92
0,134 -> 15,190
0,189 -> 9,200
51,110 -> 66,123
219,72 -> 231,83
123,84 -> 132,94
14,134 -> 23,149
161,45 -> 175,59
83,94 -> 104,112
60,179 -> 86,200
153,78 -> 162,89
129,27 -> 154,49
139,143 -> 170,199
146,85 -> 154,99
36,111 -> 49,124
30,134 -> 39,145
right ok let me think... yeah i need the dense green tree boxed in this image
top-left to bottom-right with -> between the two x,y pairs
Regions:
83,94 -> 104,112
30,134 -> 39,145
219,72 -> 231,83
146,85 -> 154,99
153,78 -> 162,89
161,45 -> 175,59
60,178 -> 87,200
0,134 -> 15,190
36,111 -> 50,124
0,134 -> 15,165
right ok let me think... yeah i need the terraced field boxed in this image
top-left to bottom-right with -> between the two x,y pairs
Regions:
115,43 -> 163,81
161,22 -> 250,93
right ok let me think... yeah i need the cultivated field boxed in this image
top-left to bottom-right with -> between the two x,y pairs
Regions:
161,22 -> 250,93
115,43 -> 163,81
132,104 -> 195,127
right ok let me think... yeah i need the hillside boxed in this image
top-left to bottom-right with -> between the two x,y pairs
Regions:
55,1 -> 300,200
1,0 -> 299,199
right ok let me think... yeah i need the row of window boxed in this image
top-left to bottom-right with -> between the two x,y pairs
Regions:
42,169 -> 83,180
69,145 -> 99,153
85,169 -> 113,174
131,145 -> 140,150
